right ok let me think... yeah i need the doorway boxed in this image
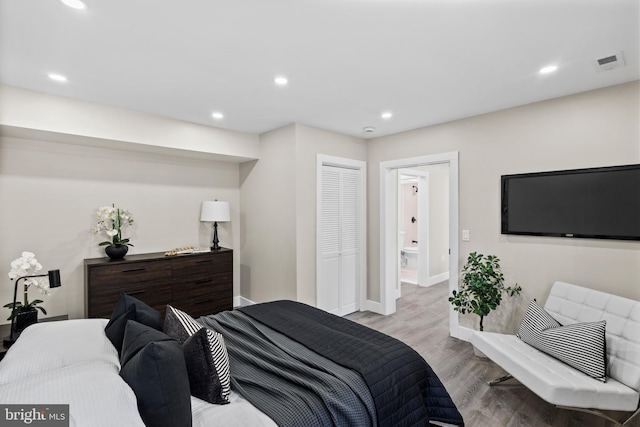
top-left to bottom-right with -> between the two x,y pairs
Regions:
379,152 -> 461,338
397,169 -> 429,295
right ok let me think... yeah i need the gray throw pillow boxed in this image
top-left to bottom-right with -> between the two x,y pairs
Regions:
518,299 -> 607,382
164,305 -> 231,404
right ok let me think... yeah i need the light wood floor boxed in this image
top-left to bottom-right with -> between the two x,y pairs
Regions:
346,282 -> 638,427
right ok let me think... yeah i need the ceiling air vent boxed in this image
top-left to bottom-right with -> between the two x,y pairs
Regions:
594,51 -> 625,72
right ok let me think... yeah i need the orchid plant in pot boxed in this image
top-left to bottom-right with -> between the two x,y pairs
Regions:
92,204 -> 134,259
3,252 -> 51,332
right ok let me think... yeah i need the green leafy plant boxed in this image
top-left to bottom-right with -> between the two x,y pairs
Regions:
449,252 -> 521,331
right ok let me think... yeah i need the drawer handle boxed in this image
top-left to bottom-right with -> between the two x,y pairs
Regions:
194,279 -> 212,285
195,299 -> 212,305
128,290 -> 146,296
123,268 -> 146,273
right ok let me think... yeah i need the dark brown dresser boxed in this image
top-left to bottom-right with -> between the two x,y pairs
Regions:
84,248 -> 233,318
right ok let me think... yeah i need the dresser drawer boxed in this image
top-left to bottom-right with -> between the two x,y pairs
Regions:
88,261 -> 171,290
172,271 -> 232,299
171,252 -> 232,279
87,283 -> 172,318
171,291 -> 233,318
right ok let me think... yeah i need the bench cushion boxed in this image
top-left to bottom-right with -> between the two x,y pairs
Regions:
472,331 -> 639,411
544,282 -> 640,392
517,299 -> 606,381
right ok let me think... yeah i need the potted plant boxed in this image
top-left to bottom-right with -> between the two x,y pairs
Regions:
3,252 -> 51,333
91,204 -> 134,259
449,251 -> 521,332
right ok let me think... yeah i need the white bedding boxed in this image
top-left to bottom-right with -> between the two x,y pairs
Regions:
192,392 -> 276,427
0,318 -> 275,427
0,319 -> 119,384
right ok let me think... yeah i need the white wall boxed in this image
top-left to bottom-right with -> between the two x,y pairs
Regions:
294,124 -> 368,305
367,81 -> 640,332
0,85 -> 259,162
239,124 -> 298,303
2,81 -> 637,330
0,137 -> 241,321
239,123 -> 367,305
0,86 -> 260,324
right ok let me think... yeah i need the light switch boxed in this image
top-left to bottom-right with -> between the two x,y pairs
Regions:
462,230 -> 470,241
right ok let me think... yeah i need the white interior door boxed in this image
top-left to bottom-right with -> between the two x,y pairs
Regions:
318,166 -> 341,313
317,160 -> 363,316
339,168 -> 359,314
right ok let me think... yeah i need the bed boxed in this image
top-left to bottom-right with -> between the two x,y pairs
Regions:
0,293 -> 464,427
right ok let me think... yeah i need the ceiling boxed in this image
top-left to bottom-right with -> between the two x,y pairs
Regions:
1,0 -> 638,139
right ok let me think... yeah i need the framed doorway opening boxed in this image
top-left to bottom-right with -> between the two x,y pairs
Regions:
379,151 -> 461,338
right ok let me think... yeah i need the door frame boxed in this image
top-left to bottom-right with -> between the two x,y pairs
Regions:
379,151 -> 461,338
316,154 -> 367,314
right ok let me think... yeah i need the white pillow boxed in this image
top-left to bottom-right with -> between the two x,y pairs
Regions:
0,319 -> 119,384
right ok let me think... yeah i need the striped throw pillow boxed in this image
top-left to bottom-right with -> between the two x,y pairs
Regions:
164,305 -> 231,404
517,300 -> 607,382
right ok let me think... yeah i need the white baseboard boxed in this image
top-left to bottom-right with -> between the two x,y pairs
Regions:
234,296 -> 255,308
455,326 -> 475,342
361,299 -> 384,314
423,271 -> 449,287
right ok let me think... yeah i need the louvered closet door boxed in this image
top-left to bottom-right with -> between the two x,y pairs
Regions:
318,165 -> 360,316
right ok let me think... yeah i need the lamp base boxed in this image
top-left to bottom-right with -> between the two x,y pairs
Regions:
211,221 -> 221,251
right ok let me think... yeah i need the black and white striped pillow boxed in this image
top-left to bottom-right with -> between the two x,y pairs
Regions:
164,305 -> 231,404
517,300 -> 607,382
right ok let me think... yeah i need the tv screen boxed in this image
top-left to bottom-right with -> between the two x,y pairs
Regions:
501,164 -> 640,241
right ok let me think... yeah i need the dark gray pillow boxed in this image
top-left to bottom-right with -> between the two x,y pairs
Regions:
183,328 -> 230,404
120,320 -> 174,366
119,321 -> 192,427
518,299 -> 607,381
105,293 -> 163,354
105,304 -> 137,355
164,305 -> 231,404
163,304 -> 201,344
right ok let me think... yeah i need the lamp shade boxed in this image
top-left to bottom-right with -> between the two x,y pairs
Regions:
200,201 -> 230,222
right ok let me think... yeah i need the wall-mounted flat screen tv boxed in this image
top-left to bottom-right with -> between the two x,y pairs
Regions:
501,164 -> 640,241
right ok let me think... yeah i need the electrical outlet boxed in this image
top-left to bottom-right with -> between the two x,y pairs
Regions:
462,230 -> 470,241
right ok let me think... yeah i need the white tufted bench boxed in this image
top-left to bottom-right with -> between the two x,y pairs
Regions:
471,281 -> 640,426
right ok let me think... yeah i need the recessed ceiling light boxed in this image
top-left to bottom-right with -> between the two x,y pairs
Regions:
539,65 -> 558,75
48,73 -> 68,82
274,76 -> 288,86
211,112 -> 224,120
381,111 -> 393,120
60,0 -> 86,10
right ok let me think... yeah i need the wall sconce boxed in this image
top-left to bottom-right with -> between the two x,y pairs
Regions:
200,200 -> 230,251
3,269 -> 62,347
